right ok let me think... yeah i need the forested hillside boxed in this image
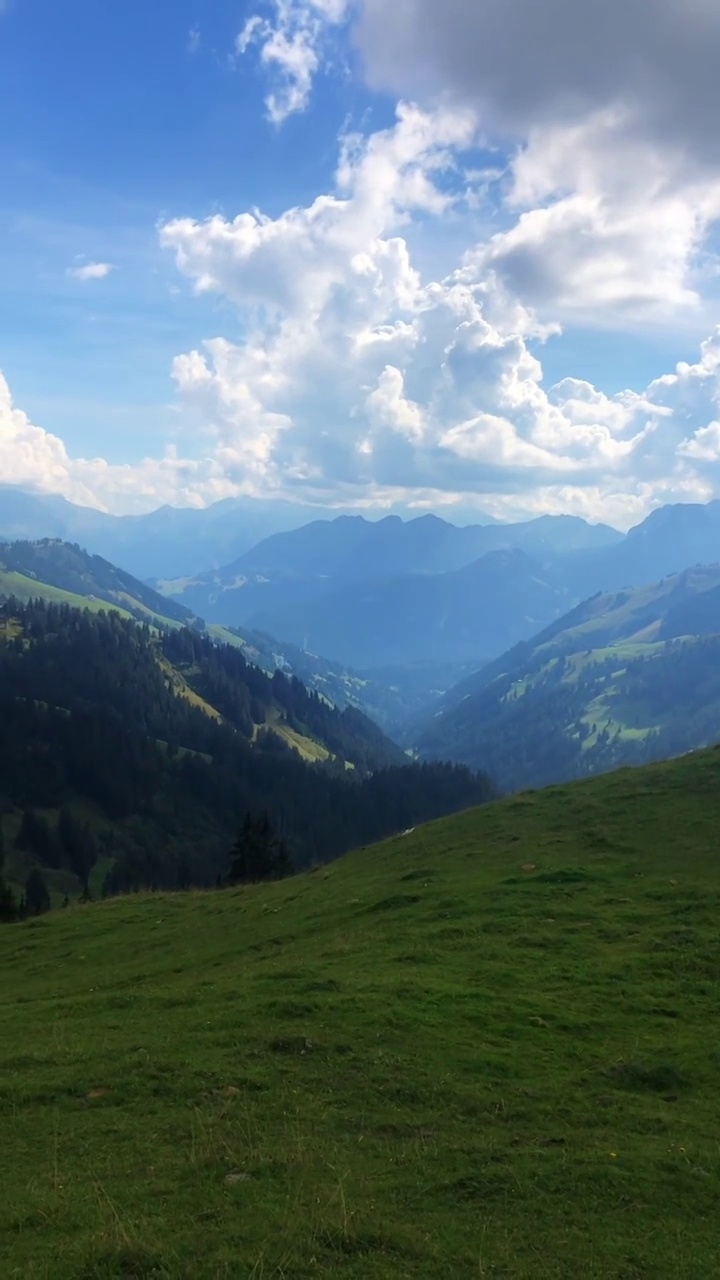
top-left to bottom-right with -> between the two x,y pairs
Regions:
0,599 -> 496,908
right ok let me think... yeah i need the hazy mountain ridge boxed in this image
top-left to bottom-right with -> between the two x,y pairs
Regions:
160,499 -> 720,671
0,487 -> 367,579
163,513 -> 609,666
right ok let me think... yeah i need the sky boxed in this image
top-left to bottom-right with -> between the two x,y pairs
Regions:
2,0 -> 720,528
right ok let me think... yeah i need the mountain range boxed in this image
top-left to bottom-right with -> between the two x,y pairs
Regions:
159,500 -> 720,672
0,486 -> 364,579
7,490 -> 720,797
159,511 -> 620,666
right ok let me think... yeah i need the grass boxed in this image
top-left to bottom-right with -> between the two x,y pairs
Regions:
155,657 -> 223,724
0,571 -> 134,619
206,625 -> 251,652
269,721 -> 331,763
0,571 -> 185,630
3,749 -> 720,1277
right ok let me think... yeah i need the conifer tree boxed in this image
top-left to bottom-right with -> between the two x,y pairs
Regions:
0,874 -> 16,923
228,812 -> 292,884
24,869 -> 51,916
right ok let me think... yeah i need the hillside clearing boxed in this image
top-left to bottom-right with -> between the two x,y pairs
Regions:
3,750 -> 720,1277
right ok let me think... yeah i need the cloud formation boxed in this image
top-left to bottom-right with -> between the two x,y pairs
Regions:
238,0 -> 349,123
155,107 -> 720,527
5,5 -> 720,526
356,0 -> 720,163
68,261 -> 115,282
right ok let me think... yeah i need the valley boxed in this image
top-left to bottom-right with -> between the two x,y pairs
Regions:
4,499 -> 720,1279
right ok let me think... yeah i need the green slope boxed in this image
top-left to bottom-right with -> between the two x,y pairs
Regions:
3,749 -> 720,1277
0,568 -> 135,618
419,564 -> 720,789
0,539 -> 197,629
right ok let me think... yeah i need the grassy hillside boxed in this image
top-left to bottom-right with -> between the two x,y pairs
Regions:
0,539 -> 197,629
0,567 -> 136,618
3,749 -> 720,1277
419,565 -> 720,789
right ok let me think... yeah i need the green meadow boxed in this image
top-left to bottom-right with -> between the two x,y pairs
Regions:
3,750 -> 720,1278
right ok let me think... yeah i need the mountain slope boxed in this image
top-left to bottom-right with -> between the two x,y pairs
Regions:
560,498 -> 720,598
3,748 -> 720,1277
0,597 -> 494,899
206,625 -> 477,738
0,539 -> 197,627
417,565 -> 720,789
255,549 -> 572,666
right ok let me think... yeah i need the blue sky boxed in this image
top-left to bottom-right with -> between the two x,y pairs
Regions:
2,0 -> 720,527
1,0 -> 362,453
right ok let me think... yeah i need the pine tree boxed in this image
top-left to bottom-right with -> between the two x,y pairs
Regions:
24,869 -> 51,916
228,812 -> 292,885
0,874 -> 16,923
16,810 -> 61,868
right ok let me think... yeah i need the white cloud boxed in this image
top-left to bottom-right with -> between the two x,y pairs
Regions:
154,107 -> 720,528
238,0 -> 350,124
467,111 -> 720,324
365,366 -> 426,442
237,4 -> 720,328
187,25 -> 201,54
8,77 -> 720,529
68,262 -> 115,282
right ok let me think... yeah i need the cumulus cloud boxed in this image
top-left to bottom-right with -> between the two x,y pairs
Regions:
8,50 -> 720,528
154,107 -> 720,527
467,110 -> 720,323
238,0 -> 350,123
237,3 -> 720,328
68,261 -> 115,282
352,2 -> 720,322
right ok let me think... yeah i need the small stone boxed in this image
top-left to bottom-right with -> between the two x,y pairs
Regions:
86,1088 -> 112,1100
224,1172 -> 250,1185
